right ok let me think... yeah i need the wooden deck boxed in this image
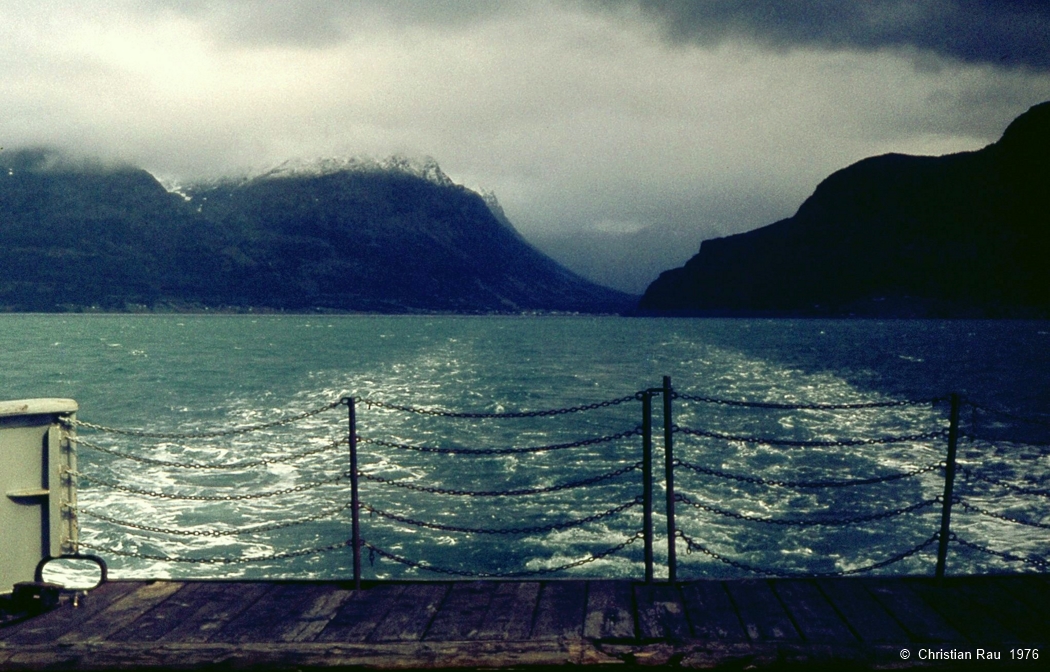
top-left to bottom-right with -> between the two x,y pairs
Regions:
2,575 -> 1048,669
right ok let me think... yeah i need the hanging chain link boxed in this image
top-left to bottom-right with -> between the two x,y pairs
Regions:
675,425 -> 948,447
76,539 -> 352,564
358,427 -> 642,455
358,461 -> 642,497
950,535 -> 1050,569
674,392 -> 943,410
675,529 -> 941,577
72,435 -> 348,469
675,493 -> 939,526
72,470 -> 351,500
954,499 -> 1050,530
74,501 -> 355,537
360,393 -> 642,418
961,468 -> 1050,498
674,458 -> 944,488
964,401 -> 1050,429
360,496 -> 642,535
963,432 -> 1050,449
63,399 -> 345,439
362,531 -> 643,578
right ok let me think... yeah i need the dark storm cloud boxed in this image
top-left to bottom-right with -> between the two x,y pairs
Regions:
622,0 -> 1050,69
3,0 -> 1049,292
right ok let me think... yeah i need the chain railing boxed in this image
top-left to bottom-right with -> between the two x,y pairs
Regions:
666,389 -> 1049,579
675,530 -> 943,577
359,394 -> 640,418
59,378 -> 1049,584
62,392 -> 649,585
361,533 -> 645,579
63,400 -> 357,567
344,394 -> 648,586
941,400 -> 1050,573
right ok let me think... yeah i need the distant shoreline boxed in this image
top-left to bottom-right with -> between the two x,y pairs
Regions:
0,306 -> 627,317
3,306 -> 1048,320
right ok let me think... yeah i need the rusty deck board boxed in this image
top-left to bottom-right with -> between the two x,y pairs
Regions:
1,575 -> 1048,669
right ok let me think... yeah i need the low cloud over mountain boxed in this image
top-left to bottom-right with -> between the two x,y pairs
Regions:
0,152 -> 632,314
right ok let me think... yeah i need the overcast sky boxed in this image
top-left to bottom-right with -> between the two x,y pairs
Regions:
4,0 -> 1050,241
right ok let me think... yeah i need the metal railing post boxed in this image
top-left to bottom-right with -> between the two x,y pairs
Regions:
60,410 -> 79,557
935,393 -> 961,579
663,375 -> 676,583
348,397 -> 361,590
642,391 -> 654,583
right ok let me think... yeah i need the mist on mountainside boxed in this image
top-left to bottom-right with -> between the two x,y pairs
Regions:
526,224 -> 705,295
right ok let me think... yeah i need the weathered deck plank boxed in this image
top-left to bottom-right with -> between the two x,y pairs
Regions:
276,585 -> 357,643
994,574 -> 1050,623
210,584 -> 338,643
957,577 -> 1049,641
772,579 -> 856,643
315,583 -> 405,642
55,581 -> 183,644
474,581 -> 540,641
530,581 -> 586,639
815,578 -> 909,643
864,577 -> 964,642
2,575 -> 1048,670
369,582 -> 448,642
582,580 -> 634,640
155,581 -> 274,643
423,581 -> 494,641
724,579 -> 800,641
0,581 -> 140,645
678,580 -> 747,641
909,580 -> 1015,642
108,581 -> 215,643
634,582 -> 689,641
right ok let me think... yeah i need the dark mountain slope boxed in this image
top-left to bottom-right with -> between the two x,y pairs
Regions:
0,149 -> 229,310
0,152 -> 631,313
638,101 -> 1050,317
186,165 -> 631,312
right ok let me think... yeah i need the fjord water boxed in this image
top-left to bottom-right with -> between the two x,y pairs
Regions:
2,315 -> 1047,582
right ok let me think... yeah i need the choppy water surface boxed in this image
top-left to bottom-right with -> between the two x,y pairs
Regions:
2,314 -> 1047,583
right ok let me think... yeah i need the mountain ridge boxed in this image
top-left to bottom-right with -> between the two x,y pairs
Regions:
636,101 -> 1050,317
0,150 -> 633,314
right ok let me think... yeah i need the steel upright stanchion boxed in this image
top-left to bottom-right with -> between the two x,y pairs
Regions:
642,390 -> 654,583
348,397 -> 361,590
663,375 -> 676,582
936,393 -> 961,580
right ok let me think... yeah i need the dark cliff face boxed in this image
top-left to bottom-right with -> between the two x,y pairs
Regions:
0,152 -> 631,313
638,101 -> 1050,317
